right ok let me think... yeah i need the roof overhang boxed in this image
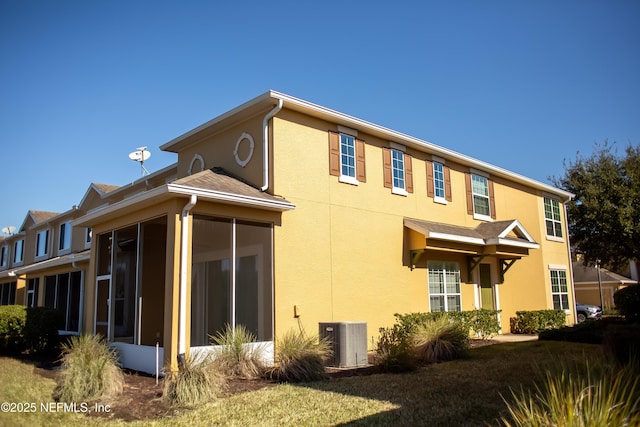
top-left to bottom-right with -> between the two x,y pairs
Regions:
5,251 -> 90,277
161,90 -> 573,202
73,183 -> 295,228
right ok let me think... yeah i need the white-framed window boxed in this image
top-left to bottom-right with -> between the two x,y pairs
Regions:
544,197 -> 563,239
433,162 -> 446,200
27,278 -> 39,308
36,229 -> 49,258
0,246 -> 7,268
428,261 -> 461,312
340,134 -> 356,180
85,227 -> 92,246
13,239 -> 24,264
550,269 -> 569,310
59,221 -> 71,252
391,149 -> 406,193
471,174 -> 491,218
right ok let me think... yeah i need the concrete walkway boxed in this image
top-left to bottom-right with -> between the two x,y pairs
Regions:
492,333 -> 538,343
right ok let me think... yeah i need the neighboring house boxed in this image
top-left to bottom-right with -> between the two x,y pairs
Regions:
0,91 -> 575,373
572,263 -> 637,309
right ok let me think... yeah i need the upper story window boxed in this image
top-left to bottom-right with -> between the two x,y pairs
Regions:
36,229 -> 49,258
85,228 -> 92,246
59,221 -> 71,252
466,171 -> 496,220
383,146 -> 413,195
0,246 -> 7,268
13,239 -> 24,264
544,197 -> 563,239
329,131 -> 366,185
426,159 -> 452,204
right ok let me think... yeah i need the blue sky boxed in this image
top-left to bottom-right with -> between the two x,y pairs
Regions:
1,1 -> 639,232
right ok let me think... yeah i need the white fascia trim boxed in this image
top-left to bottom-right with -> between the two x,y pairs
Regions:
485,238 -> 540,249
428,232 -> 485,246
167,184 -> 296,211
498,219 -> 537,243
268,90 -> 574,202
12,252 -> 90,275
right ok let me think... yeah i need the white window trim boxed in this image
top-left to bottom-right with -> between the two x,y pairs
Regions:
549,267 -> 570,312
339,133 -> 359,185
543,196 -> 564,242
84,228 -> 92,249
473,213 -> 494,222
35,229 -> 50,260
391,148 -> 406,194
12,239 -> 24,266
58,221 -> 72,255
392,187 -> 408,196
470,173 -> 492,221
432,161 -> 447,204
0,245 -> 8,268
339,175 -> 360,186
428,261 -> 462,312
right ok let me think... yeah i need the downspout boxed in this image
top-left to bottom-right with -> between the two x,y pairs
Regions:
260,98 -> 283,192
178,194 -> 197,367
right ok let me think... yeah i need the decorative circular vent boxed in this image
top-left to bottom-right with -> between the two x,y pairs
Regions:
234,132 -> 255,167
188,154 -> 205,175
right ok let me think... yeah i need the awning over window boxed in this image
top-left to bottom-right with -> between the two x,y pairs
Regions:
404,217 -> 540,282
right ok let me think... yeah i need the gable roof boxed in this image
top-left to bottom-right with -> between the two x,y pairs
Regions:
19,210 -> 60,232
572,264 -> 637,285
161,90 -> 573,202
404,217 -> 540,250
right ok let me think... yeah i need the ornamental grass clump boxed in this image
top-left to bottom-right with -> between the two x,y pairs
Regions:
411,316 -> 469,364
210,324 -> 266,379
54,334 -> 123,402
163,354 -> 225,407
374,325 -> 416,373
267,329 -> 330,383
501,362 -> 640,427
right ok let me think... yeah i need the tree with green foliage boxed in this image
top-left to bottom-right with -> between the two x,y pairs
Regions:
553,142 -> 640,269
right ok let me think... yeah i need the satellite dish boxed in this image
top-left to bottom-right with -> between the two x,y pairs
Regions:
1,226 -> 16,235
129,147 -> 151,176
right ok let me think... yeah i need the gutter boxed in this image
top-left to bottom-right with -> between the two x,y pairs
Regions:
261,98 -> 283,192
178,194 -> 197,367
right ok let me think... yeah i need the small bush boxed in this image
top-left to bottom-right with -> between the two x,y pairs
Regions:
614,284 -> 640,322
55,334 -> 123,402
267,330 -> 330,382
374,325 -> 416,373
395,310 -> 501,340
0,306 -> 62,355
210,324 -> 266,379
502,362 -> 640,426
164,355 -> 224,407
411,317 -> 469,364
510,310 -> 566,334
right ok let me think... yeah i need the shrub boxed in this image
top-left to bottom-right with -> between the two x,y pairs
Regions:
395,310 -> 501,340
0,305 -> 26,354
602,323 -> 640,369
411,317 -> 469,364
164,354 -> 224,407
502,362 -> 640,426
510,310 -> 566,334
614,284 -> 640,322
210,324 -> 266,379
374,325 -> 416,373
267,329 -> 330,382
0,306 -> 62,355
55,334 -> 123,402
539,320 -> 605,344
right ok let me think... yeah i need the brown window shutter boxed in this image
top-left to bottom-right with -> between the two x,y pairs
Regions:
405,154 -> 413,193
465,173 -> 473,215
328,131 -> 340,176
382,148 -> 392,188
444,166 -> 452,202
356,139 -> 366,182
489,178 -> 496,219
426,161 -> 434,198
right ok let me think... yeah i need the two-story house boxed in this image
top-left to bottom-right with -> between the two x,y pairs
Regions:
1,91 -> 574,374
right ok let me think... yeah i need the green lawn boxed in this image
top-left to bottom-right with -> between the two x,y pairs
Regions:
0,341 -> 603,426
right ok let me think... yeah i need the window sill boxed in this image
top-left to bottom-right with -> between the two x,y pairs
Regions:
434,196 -> 448,205
392,187 -> 408,196
473,213 -> 493,222
58,248 -> 71,256
339,175 -> 359,186
545,235 -> 564,243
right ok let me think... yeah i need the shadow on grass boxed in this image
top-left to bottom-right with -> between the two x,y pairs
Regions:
294,341 -> 603,426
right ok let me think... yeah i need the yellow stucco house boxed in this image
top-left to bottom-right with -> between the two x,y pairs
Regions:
0,91 -> 575,373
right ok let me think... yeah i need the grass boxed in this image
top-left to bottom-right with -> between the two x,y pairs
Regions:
0,341 -> 606,426
266,329 -> 330,383
163,354 -> 224,407
411,316 -> 469,364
